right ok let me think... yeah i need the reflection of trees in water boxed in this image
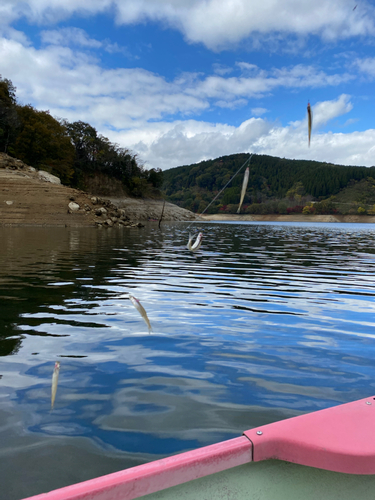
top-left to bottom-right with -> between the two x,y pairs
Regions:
0,224 -> 166,356
0,337 -> 21,356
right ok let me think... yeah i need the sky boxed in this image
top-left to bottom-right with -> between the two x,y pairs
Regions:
1,0 -> 375,171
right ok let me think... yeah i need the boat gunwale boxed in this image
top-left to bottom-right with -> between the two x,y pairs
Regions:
22,436 -> 253,500
22,396 -> 375,499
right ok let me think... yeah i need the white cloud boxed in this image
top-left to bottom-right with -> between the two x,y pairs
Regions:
185,65 -> 353,106
251,108 -> 268,116
102,94 -> 375,171
1,3 -> 374,175
236,63 -> 260,74
1,1 -> 375,50
271,64 -> 354,88
0,0 -> 112,25
353,57 -> 375,78
114,0 -> 375,50
40,27 -> 133,57
1,28 -> 371,172
0,37 -> 209,126
1,33 -> 355,130
40,28 -> 102,48
212,64 -> 233,76
215,98 -> 248,109
105,118 -> 271,170
312,94 -> 353,128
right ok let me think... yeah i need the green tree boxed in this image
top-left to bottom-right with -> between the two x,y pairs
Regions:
162,152 -> 375,213
278,201 -> 287,214
0,76 -> 19,153
130,176 -> 148,197
12,105 -> 75,183
286,181 -> 305,202
65,120 -> 145,194
65,120 -> 99,177
147,168 -> 163,188
0,74 -> 153,195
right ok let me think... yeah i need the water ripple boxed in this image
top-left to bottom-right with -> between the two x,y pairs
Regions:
1,222 -> 375,497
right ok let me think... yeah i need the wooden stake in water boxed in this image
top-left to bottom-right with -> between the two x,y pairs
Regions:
159,199 -> 166,229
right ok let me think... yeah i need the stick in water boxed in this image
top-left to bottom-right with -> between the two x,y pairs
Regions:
158,199 -> 166,229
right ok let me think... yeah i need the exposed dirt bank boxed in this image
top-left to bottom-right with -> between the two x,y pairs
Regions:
0,153 -> 197,226
108,197 -> 199,222
201,213 -> 375,223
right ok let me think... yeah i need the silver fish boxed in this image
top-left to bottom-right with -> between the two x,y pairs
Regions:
187,232 -> 203,252
237,167 -> 249,213
51,361 -> 60,410
129,294 -> 152,333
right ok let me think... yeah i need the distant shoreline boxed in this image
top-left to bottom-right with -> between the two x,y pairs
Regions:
200,214 -> 375,223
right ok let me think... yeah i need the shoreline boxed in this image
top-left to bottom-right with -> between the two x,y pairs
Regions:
0,153 -> 198,227
200,213 -> 375,223
2,154 -> 375,227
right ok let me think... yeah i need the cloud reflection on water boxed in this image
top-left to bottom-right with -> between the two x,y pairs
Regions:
1,223 -> 375,497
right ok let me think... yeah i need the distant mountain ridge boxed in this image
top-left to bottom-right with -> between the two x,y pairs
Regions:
162,153 -> 375,215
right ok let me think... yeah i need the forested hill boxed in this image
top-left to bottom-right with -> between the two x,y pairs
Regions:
162,153 -> 375,214
0,75 -> 163,197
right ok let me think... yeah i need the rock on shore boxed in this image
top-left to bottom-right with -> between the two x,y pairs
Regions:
0,153 -> 198,227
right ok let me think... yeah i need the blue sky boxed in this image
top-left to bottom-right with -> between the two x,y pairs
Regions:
1,0 -> 375,171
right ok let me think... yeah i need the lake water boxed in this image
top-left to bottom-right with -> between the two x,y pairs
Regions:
1,222 -> 375,499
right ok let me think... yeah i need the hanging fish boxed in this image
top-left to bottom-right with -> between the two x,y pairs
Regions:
307,102 -> 312,147
129,294 -> 152,333
237,167 -> 249,213
51,361 -> 60,410
187,232 -> 203,252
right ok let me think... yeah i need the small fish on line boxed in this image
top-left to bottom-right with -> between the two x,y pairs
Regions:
307,101 -> 312,147
187,232 -> 203,252
51,361 -> 60,410
129,294 -> 152,333
237,167 -> 249,214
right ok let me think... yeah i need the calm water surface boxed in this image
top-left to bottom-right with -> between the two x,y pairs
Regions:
1,222 -> 375,499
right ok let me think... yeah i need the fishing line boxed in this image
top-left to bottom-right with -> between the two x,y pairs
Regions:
185,152 -> 254,232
